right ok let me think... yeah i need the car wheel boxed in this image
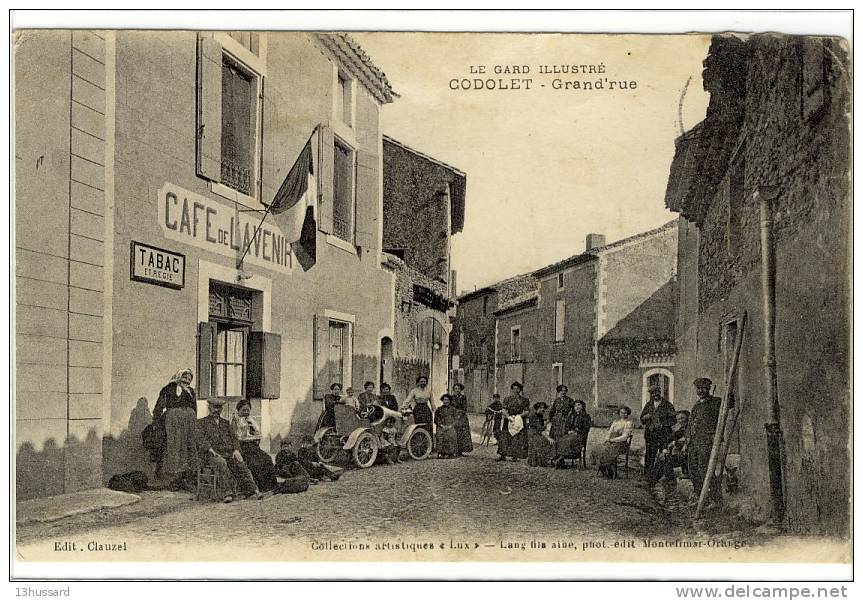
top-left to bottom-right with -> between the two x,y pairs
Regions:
407,428 -> 433,460
315,431 -> 341,463
352,431 -> 379,468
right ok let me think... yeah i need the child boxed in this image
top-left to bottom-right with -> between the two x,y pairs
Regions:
527,402 -> 554,467
380,417 -> 402,464
273,440 -> 310,494
483,394 -> 505,447
297,439 -> 343,482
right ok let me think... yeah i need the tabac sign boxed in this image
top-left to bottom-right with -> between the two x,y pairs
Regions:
130,241 -> 185,289
158,183 -> 294,274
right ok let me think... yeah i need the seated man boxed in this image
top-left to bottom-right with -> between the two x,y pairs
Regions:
197,398 -> 261,503
647,409 -> 691,487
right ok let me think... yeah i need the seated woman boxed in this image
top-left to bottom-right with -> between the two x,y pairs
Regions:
596,406 -> 634,478
434,394 -> 459,459
231,399 -> 276,493
554,399 -> 592,469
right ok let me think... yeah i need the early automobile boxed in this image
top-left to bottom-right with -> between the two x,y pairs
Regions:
313,402 -> 433,468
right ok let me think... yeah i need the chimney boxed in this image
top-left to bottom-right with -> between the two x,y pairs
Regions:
586,233 -> 606,252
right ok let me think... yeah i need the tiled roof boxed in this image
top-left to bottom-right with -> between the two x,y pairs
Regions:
532,220 -> 678,278
315,33 -> 395,104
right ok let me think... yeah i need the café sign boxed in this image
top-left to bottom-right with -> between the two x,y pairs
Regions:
130,241 -> 185,289
157,182 -> 294,274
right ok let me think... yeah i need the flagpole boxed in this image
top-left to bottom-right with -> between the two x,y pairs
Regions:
236,126 -> 318,272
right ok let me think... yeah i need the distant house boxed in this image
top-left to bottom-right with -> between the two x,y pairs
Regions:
453,222 -> 677,419
494,224 -> 678,423
450,274 -> 535,412
665,35 -> 850,533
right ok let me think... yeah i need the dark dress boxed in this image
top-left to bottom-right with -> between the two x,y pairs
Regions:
548,396 -> 575,441
451,393 -> 473,454
556,412 -> 592,458
499,394 -> 530,459
527,410 -> 553,467
232,415 -> 276,492
320,393 -> 341,429
153,384 -> 199,480
434,405 -> 459,457
379,394 -> 399,412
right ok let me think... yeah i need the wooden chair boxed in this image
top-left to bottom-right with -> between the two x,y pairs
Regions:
196,463 -> 226,501
612,434 -> 634,479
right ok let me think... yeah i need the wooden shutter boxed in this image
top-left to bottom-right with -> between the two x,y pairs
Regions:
313,315 -> 330,399
196,33 -> 222,181
317,124 -> 335,235
196,321 -> 217,399
247,331 -> 281,399
355,150 -> 379,251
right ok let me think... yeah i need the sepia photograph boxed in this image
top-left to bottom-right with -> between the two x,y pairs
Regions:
9,9 -> 853,583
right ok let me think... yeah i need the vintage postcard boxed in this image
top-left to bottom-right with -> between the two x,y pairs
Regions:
10,12 -> 853,580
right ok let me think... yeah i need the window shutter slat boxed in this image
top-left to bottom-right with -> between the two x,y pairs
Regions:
247,331 -> 281,399
355,150 -> 379,252
196,321 -> 217,399
317,125 -> 335,235
313,315 -> 330,399
196,34 -> 222,181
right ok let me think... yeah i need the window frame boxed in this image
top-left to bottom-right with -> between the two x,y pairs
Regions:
212,321 -> 250,400
510,326 -> 521,361
554,298 -> 566,343
331,135 -> 357,244
552,363 -> 563,387
209,33 -> 267,211
557,271 -> 565,290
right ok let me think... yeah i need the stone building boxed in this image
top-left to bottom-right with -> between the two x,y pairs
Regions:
450,274 -> 536,412
494,224 -> 678,423
15,30 -> 398,499
665,34 -> 850,533
380,137 -> 466,405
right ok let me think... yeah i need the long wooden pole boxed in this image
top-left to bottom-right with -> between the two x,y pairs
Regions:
695,311 -> 747,519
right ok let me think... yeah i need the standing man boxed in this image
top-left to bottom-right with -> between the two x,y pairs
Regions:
498,381 -> 531,462
685,378 -> 726,507
640,384 -> 677,483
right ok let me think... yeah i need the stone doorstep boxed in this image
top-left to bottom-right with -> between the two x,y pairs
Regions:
16,488 -> 141,525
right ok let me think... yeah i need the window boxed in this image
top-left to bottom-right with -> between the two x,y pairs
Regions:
557,272 -> 565,290
479,336 -> 488,365
648,372 -> 670,401
510,327 -> 521,361
220,56 -> 257,196
314,313 -> 354,399
333,139 -> 355,242
482,295 -> 489,317
328,321 -> 348,387
214,327 -> 247,397
554,299 -> 565,342
226,31 -> 260,55
203,282 -> 256,399
196,33 -> 265,204
336,71 -> 353,126
552,363 -> 563,387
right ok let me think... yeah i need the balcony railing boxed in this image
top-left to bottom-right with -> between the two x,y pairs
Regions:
333,216 -> 351,242
221,158 -> 253,196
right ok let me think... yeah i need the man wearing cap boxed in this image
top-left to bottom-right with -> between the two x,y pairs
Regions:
640,384 -> 676,483
685,378 -> 726,506
197,398 -> 261,502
